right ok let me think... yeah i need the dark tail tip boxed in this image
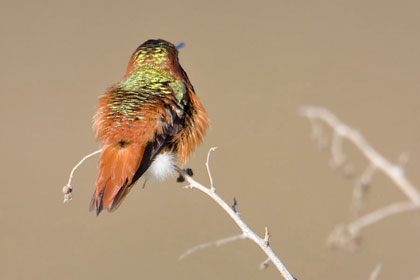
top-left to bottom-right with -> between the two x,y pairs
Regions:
89,188 -> 105,216
96,189 -> 105,216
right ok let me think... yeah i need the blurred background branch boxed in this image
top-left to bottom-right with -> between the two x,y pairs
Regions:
300,106 -> 420,251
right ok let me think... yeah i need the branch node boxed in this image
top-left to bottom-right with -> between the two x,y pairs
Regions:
351,164 -> 376,217
177,148 -> 295,279
62,149 -> 102,203
183,184 -> 194,189
232,197 -> 238,213
260,258 -> 271,270
63,185 -> 73,203
397,152 -> 410,168
326,224 -> 360,252
264,226 -> 271,247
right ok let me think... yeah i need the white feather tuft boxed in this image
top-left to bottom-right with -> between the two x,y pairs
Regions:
145,152 -> 176,181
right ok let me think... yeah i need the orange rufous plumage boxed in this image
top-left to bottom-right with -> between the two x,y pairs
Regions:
90,39 -> 208,215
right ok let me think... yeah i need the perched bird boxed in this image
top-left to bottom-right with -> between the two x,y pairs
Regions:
90,39 -> 208,215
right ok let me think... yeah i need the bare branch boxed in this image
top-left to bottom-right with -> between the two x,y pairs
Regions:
369,264 -> 382,280
176,148 -> 296,280
328,202 -> 419,250
348,201 -> 420,237
326,201 -> 420,250
300,106 -> 420,250
62,149 -> 102,203
179,234 -> 246,260
63,147 -> 295,279
299,106 -> 420,203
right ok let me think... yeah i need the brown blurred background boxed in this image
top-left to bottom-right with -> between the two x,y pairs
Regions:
1,0 -> 420,279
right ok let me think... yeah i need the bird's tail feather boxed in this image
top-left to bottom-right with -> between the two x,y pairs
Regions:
89,143 -> 144,215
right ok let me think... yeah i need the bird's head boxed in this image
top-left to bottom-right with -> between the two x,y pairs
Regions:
120,39 -> 193,94
127,39 -> 180,73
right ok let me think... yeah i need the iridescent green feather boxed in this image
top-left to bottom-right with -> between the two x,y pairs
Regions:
106,41 -> 187,124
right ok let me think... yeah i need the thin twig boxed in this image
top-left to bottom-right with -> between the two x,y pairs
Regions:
348,201 -> 420,237
206,146 -> 217,191
369,264 -> 382,280
331,131 -> 346,167
264,226 -> 271,247
327,202 -> 420,249
309,118 -> 329,149
62,149 -> 102,203
177,148 -> 296,280
179,234 -> 246,260
327,201 -> 420,251
351,164 -> 376,218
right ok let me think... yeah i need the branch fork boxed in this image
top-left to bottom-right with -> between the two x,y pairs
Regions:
176,148 -> 295,280
300,106 -> 420,250
63,147 -> 295,280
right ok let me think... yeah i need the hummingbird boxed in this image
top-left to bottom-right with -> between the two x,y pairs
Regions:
90,39 -> 209,215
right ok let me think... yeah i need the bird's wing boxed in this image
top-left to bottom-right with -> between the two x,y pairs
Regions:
108,107 -> 181,212
90,94 -> 182,215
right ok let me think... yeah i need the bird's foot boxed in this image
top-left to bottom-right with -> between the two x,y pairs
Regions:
176,168 -> 193,182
